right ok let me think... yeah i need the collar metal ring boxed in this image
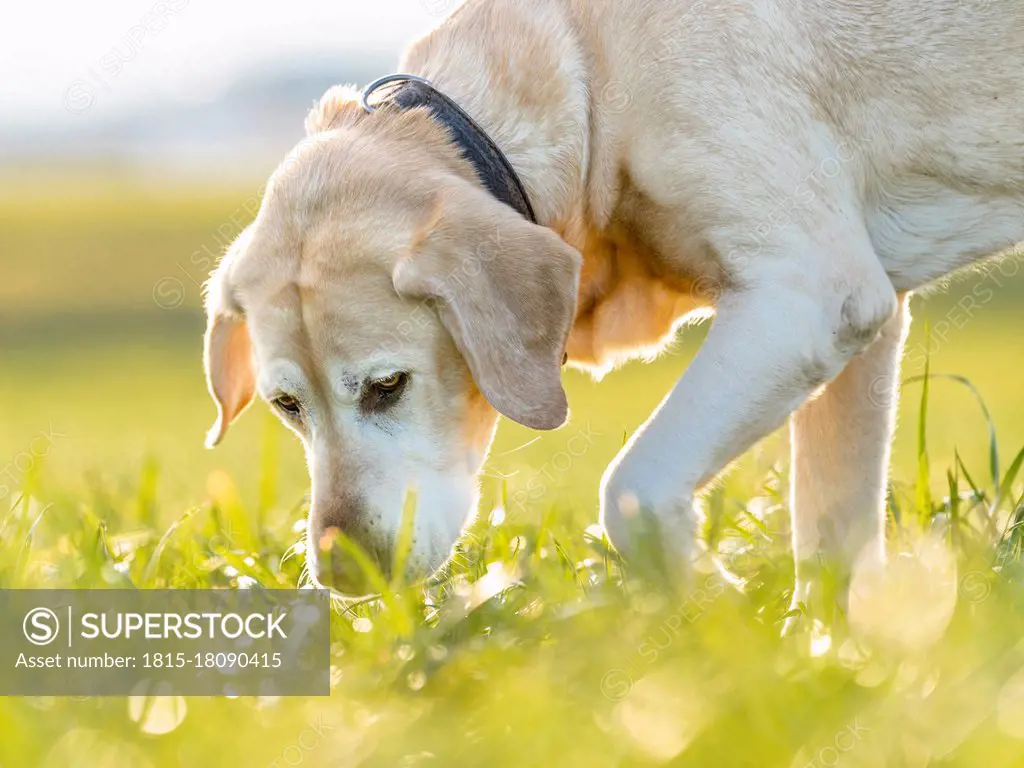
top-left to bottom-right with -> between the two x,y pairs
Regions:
359,73 -> 434,113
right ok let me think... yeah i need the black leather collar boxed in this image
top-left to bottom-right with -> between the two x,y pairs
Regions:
360,74 -> 538,224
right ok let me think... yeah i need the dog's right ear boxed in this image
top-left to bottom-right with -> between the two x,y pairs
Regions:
203,230 -> 256,448
393,182 -> 581,430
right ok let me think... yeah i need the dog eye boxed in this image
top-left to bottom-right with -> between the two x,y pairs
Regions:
373,373 -> 407,393
361,373 -> 409,414
272,394 -> 302,418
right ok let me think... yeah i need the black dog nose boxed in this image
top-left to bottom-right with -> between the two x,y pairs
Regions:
313,525 -> 390,597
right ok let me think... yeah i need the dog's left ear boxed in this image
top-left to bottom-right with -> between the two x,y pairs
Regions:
203,229 -> 256,448
393,182 -> 581,430
203,310 -> 255,448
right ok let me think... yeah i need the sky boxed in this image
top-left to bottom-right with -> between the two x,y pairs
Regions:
0,0 -> 450,129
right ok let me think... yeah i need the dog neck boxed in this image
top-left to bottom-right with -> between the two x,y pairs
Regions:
397,1 -> 705,373
400,0 -> 595,241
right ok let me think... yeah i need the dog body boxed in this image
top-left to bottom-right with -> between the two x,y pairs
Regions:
204,0 -> 1024,597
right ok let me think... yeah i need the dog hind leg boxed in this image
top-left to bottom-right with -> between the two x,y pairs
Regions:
787,293 -> 910,625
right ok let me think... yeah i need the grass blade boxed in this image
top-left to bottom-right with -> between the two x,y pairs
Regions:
915,351 -> 933,522
390,486 -> 419,592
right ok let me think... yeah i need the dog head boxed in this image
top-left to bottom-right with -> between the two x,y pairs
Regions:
203,88 -> 581,594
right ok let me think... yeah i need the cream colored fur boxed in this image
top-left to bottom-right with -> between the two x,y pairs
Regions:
204,0 -> 1024,600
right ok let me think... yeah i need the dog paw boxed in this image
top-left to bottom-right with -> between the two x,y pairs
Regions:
599,471 -> 696,586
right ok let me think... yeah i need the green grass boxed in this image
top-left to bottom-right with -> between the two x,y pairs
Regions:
2,379 -> 1024,766
2,182 -> 1024,766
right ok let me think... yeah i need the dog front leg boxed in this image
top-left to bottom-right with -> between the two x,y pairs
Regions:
600,260 -> 898,585
787,294 -> 910,621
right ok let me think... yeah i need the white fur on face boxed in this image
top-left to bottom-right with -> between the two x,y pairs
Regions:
245,275 -> 498,596
301,363 -> 485,593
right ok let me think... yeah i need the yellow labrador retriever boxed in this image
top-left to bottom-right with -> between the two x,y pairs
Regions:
203,0 -> 1024,601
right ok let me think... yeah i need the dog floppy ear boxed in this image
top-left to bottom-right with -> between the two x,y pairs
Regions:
393,183 -> 581,430
203,230 -> 256,448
